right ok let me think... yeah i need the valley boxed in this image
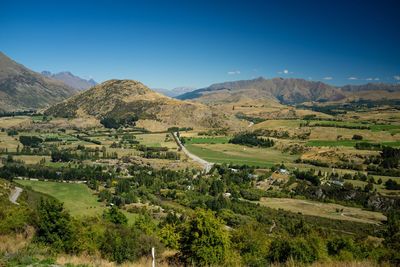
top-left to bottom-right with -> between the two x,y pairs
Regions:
1,57 -> 400,267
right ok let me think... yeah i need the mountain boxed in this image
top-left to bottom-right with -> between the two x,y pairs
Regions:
45,79 -> 241,131
0,52 -> 76,112
177,77 -> 400,105
41,71 -> 97,90
341,83 -> 400,93
153,86 -> 196,98
177,77 -> 346,104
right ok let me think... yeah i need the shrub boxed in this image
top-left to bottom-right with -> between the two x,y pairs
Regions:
103,206 -> 128,225
179,209 -> 231,266
35,199 -> 77,253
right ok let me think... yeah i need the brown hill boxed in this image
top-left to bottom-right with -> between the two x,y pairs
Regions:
177,77 -> 346,104
0,52 -> 76,112
45,79 -> 242,130
177,77 -> 400,105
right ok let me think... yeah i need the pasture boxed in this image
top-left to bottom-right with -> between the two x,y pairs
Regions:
258,197 -> 386,224
186,143 -> 296,167
15,180 -> 137,222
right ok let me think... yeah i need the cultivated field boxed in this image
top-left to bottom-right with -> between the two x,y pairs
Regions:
185,143 -> 296,167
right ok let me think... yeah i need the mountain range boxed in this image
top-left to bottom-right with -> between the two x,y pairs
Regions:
41,71 -> 97,91
177,77 -> 400,104
2,51 -> 400,121
153,86 -> 196,98
0,52 -> 76,112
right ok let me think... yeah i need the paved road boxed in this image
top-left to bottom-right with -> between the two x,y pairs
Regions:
9,186 -> 23,205
173,132 -> 213,173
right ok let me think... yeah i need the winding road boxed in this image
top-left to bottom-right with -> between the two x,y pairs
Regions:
173,132 -> 213,173
9,186 -> 23,205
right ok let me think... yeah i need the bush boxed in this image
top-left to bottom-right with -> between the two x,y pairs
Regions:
352,134 -> 363,140
103,206 -> 128,225
35,199 -> 77,253
268,236 -> 321,263
179,209 -> 231,266
101,225 -> 163,264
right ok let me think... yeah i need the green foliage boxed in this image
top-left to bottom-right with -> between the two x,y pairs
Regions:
103,206 -> 128,225
7,129 -> 18,136
232,223 -> 270,266
293,169 -> 320,186
352,134 -> 363,140
229,132 -> 275,148
158,223 -> 181,250
267,236 -> 322,263
19,135 -> 43,148
100,225 -> 163,264
179,209 -> 231,266
35,198 -> 77,253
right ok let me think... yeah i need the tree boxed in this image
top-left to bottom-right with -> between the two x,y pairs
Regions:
158,223 -> 181,250
364,182 -> 374,192
352,134 -> 363,140
179,209 -> 231,266
19,135 -> 43,147
35,198 -> 76,252
210,179 -> 224,196
103,206 -> 128,225
385,179 -> 400,190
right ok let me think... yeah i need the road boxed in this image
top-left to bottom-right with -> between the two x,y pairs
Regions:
9,186 -> 23,205
173,132 -> 213,173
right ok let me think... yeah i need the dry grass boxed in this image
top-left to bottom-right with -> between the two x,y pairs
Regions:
0,116 -> 31,128
0,132 -> 20,152
259,197 -> 386,224
0,226 -> 35,254
57,250 -> 176,267
12,155 -> 50,165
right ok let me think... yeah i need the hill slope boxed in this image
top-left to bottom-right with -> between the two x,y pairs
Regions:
42,71 -> 97,90
178,77 -> 346,104
177,77 -> 400,105
45,79 -> 240,130
0,52 -> 76,112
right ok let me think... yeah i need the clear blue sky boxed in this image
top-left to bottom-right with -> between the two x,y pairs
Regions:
1,0 -> 399,89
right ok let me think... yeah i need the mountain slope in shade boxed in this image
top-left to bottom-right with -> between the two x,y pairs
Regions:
153,86 -> 196,98
177,77 -> 346,104
45,79 -> 242,130
42,71 -> 97,90
0,52 -> 77,112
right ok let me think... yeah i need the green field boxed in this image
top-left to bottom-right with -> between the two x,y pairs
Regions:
183,136 -> 230,144
15,180 -> 137,222
186,143 -> 296,167
306,140 -> 360,147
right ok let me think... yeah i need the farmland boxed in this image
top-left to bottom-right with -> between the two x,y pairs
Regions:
258,197 -> 386,224
15,179 -> 138,222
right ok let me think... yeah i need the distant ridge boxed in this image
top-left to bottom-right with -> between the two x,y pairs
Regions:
177,77 -> 400,104
42,70 -> 97,90
153,86 -> 196,98
0,52 -> 76,112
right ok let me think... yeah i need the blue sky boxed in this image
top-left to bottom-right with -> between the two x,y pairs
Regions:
1,0 -> 399,89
